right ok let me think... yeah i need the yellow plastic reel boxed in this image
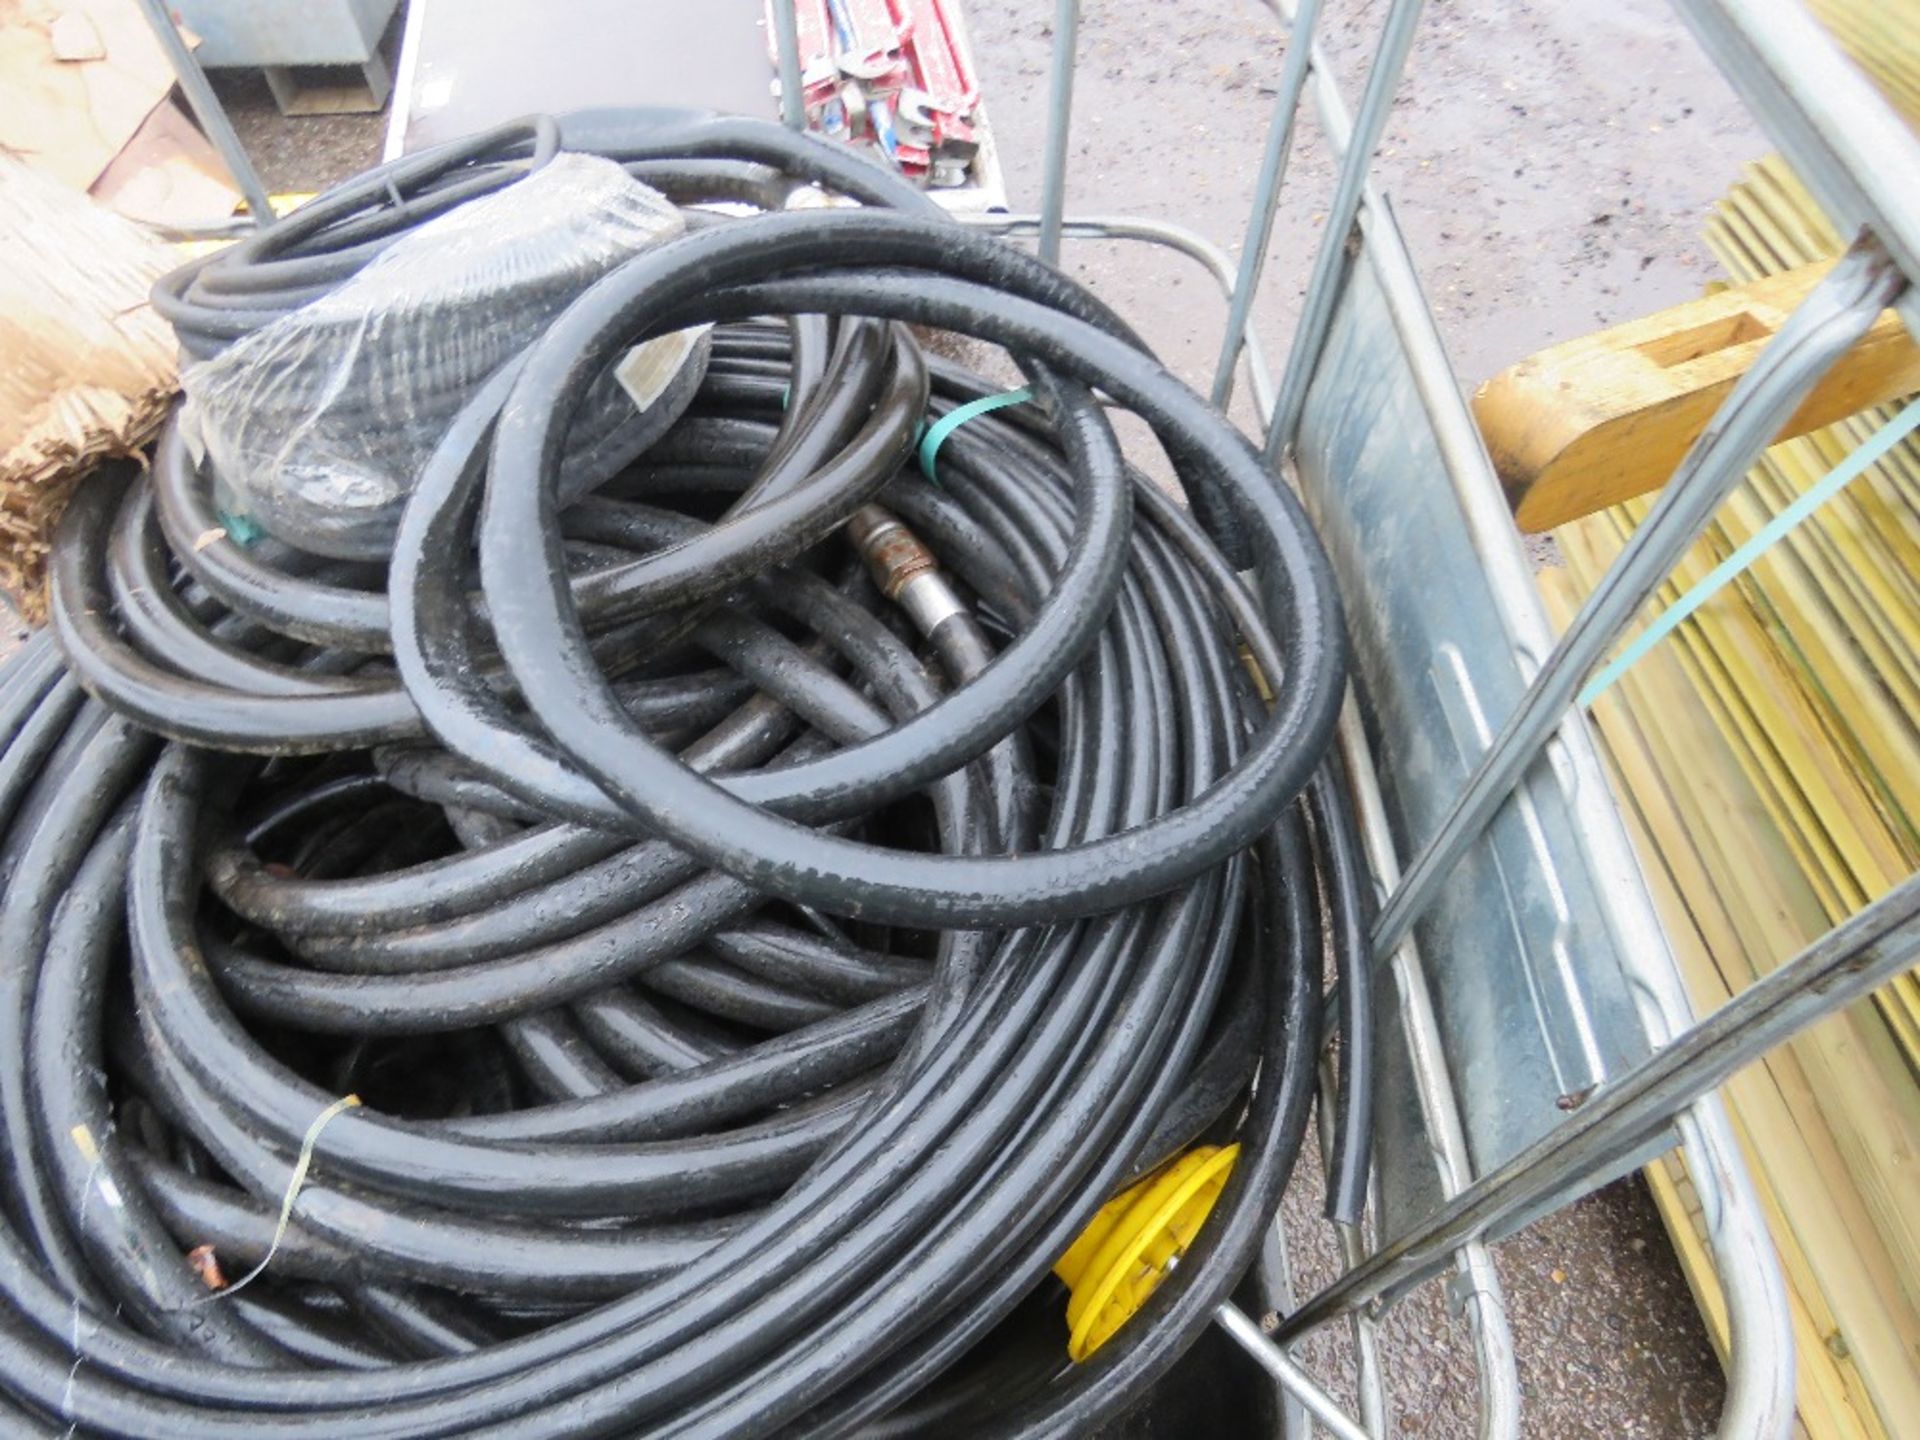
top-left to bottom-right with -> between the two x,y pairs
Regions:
1052,1143 -> 1239,1361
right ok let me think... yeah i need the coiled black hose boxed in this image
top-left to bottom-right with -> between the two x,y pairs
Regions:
1,111 -> 1372,1437
153,115 -> 710,560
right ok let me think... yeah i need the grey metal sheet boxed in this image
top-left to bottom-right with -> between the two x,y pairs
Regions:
1292,256 -> 1664,1243
1367,952 -> 1450,1246
169,0 -> 397,67
388,0 -> 774,157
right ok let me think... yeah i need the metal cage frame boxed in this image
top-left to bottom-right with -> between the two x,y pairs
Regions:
800,2 -> 1914,1436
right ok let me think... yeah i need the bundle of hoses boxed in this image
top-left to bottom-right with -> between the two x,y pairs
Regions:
0,111 -> 1372,1437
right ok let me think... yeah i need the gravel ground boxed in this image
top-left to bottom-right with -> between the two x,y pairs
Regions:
205,68 -> 389,194
195,3 -> 1760,1433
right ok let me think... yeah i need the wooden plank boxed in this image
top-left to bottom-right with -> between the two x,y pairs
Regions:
1561,526 -> 1920,1418
1539,131 -> 1920,1440
1474,259 -> 1920,530
1542,571 -> 1889,1439
1807,0 -> 1920,128
1576,500 -> 1920,1054
1540,567 -> 1920,1439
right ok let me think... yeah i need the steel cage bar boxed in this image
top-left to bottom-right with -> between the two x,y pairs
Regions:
1006,1 -> 1860,1435
1207,0 -> 1326,409
1370,234 -> 1907,958
134,0 -> 275,225
1670,0 -> 1920,340
1035,0 -> 1080,265
1284,873 -> 1920,1333
1262,0 -> 1425,460
771,0 -> 806,131
1010,3 -> 1780,1437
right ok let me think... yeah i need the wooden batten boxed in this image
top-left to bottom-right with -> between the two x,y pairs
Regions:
1531,143 -> 1919,1440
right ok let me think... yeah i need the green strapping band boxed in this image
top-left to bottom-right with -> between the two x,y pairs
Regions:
917,387 -> 1033,483
217,511 -> 264,547
1579,395 -> 1920,709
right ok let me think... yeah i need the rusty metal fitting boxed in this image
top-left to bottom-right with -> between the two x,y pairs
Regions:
846,505 -> 937,599
846,504 -> 966,636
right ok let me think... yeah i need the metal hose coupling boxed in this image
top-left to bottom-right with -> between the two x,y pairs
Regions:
846,502 -> 968,637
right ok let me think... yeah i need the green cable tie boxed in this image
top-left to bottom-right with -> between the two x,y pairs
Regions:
917,387 -> 1033,484
216,510 -> 265,547
1579,395 -> 1920,710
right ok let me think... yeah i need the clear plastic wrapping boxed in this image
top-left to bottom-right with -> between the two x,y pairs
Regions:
180,153 -> 708,557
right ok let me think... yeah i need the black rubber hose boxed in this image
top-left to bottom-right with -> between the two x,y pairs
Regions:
0,111 -> 1372,1438
1308,752 -> 1378,1226
470,213 -> 1341,909
151,111 -> 711,561
150,118 -> 565,359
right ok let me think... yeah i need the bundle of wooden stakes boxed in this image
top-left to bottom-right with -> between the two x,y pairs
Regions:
1541,157 -> 1919,1440
0,158 -> 178,621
